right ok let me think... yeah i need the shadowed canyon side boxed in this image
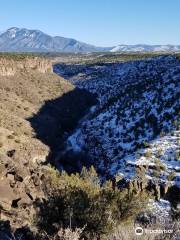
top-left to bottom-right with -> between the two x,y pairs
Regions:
28,88 -> 98,168
0,55 -> 97,235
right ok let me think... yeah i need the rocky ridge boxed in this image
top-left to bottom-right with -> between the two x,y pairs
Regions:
0,55 -> 52,76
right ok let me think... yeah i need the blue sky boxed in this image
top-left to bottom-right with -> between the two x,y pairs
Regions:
1,0 -> 179,46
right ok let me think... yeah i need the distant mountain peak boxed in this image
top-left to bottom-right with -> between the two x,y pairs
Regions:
6,27 -> 19,38
7,27 -> 19,31
0,27 -> 107,53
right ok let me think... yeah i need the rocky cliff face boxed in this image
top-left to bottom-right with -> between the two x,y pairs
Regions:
0,56 -> 53,76
0,54 -> 70,230
0,54 -> 98,235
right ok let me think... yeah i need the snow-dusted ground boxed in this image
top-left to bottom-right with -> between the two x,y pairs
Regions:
125,130 -> 180,186
147,199 -> 171,218
55,56 -> 180,188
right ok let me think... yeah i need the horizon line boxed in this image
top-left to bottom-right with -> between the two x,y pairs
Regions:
1,26 -> 179,48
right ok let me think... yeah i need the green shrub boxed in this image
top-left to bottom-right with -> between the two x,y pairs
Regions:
154,158 -> 166,171
173,120 -> 179,130
144,150 -> 152,158
156,148 -> 162,157
36,166 -> 147,239
175,151 -> 180,161
142,141 -> 150,148
160,131 -> 166,137
152,169 -> 160,177
167,171 -> 176,181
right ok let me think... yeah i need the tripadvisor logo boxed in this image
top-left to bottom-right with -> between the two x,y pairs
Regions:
135,227 -> 143,235
135,227 -> 174,236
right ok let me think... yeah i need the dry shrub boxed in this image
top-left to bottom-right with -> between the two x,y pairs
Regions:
57,227 -> 83,240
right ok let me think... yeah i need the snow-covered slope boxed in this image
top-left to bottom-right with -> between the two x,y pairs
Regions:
110,44 -> 180,52
55,56 -> 180,186
0,27 -> 109,53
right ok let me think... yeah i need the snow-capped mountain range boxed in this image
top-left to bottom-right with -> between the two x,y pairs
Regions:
110,44 -> 180,52
0,27 -> 109,53
0,27 -> 179,53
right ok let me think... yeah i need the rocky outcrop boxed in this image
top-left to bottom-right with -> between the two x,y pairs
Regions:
119,176 -> 169,202
0,152 -> 46,227
0,56 -> 53,76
